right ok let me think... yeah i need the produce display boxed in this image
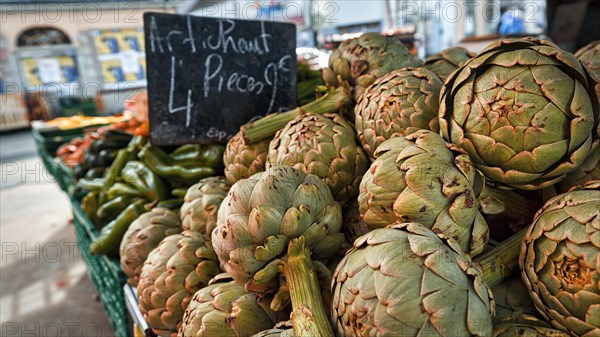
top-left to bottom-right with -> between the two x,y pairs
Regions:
40,35 -> 600,337
74,130 -> 133,179
45,114 -> 127,129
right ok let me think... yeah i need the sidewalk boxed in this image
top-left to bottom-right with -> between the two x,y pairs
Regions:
1,131 -> 115,337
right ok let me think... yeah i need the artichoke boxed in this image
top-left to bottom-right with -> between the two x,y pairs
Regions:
520,180 -> 600,337
492,276 -> 538,324
223,131 -> 270,184
138,231 -> 221,337
331,222 -> 496,337
178,275 -> 288,337
557,129 -> 600,193
354,67 -> 443,159
575,40 -> 600,79
267,113 -> 369,206
424,46 -> 476,81
180,177 -> 230,242
120,208 -> 182,287
439,37 -> 600,190
212,165 -> 344,337
342,199 -> 370,243
358,129 -> 489,256
322,32 -> 420,100
492,322 -> 571,337
251,322 -> 294,337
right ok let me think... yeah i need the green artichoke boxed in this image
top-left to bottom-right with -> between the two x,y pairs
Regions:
211,165 -> 344,293
354,67 -> 443,159
120,208 -> 182,287
557,129 -> 600,193
520,180 -> 600,337
342,199 -> 370,243
251,322 -> 294,337
439,37 -> 600,190
322,32 -> 420,100
138,231 -> 221,337
178,275 -> 288,337
267,113 -> 369,206
492,277 -> 538,324
358,130 -> 489,256
180,177 -> 230,242
331,222 -> 495,337
492,322 -> 571,337
424,46 -> 476,81
223,131 -> 270,185
212,165 -> 344,337
575,40 -> 600,79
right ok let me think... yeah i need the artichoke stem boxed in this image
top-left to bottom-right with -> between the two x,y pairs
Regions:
281,237 -> 335,337
241,84 -> 352,144
475,229 -> 526,288
480,185 -> 541,220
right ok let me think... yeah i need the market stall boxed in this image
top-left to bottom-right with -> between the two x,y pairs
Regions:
33,12 -> 600,337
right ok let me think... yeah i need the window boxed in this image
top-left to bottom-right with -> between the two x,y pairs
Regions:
17,27 -> 71,47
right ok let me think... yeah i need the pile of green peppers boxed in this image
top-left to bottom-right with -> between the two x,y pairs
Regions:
74,130 -> 133,180
76,136 -> 225,258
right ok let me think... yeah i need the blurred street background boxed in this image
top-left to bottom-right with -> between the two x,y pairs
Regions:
1,130 -> 114,336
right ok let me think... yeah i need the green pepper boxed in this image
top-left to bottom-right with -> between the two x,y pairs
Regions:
99,136 -> 147,205
90,199 -> 145,257
171,188 -> 188,198
106,182 -> 143,201
81,191 -> 101,228
96,195 -> 132,223
170,144 -> 225,168
121,161 -> 169,201
139,146 -> 219,185
156,198 -> 184,210
76,178 -> 104,192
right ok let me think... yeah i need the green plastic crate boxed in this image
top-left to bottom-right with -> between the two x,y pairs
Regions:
31,127 -> 82,188
71,200 -> 131,337
53,158 -> 76,194
59,97 -> 98,117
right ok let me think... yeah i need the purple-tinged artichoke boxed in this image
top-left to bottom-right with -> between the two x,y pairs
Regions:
354,67 -> 443,159
322,32 -> 420,100
267,113 -> 369,206
120,208 -> 182,287
180,176 -> 230,242
223,131 -> 270,185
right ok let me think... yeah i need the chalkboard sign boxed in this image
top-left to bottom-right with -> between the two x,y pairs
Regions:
144,13 -> 297,145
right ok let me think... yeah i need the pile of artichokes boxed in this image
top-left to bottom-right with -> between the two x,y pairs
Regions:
99,35 -> 600,337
